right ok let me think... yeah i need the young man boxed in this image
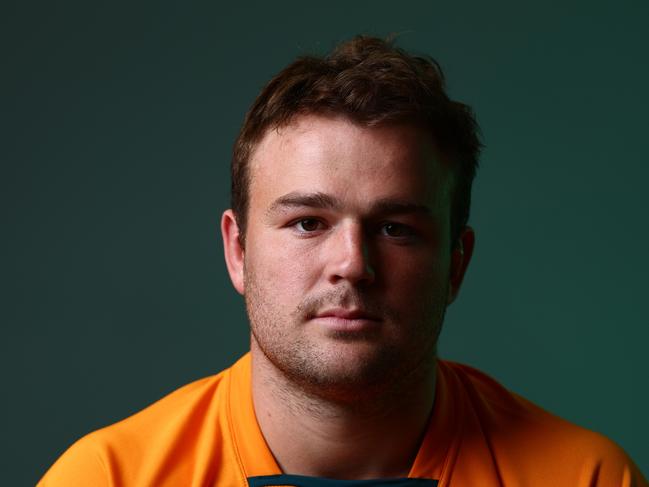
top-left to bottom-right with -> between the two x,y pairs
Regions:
39,36 -> 647,487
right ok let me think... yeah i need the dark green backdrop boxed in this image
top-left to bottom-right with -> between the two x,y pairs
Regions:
2,1 -> 647,484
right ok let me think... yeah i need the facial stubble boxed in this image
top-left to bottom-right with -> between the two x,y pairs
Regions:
244,264 -> 448,405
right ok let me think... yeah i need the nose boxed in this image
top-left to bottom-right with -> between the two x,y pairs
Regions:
325,220 -> 375,286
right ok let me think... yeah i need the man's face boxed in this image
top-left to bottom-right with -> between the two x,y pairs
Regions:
223,114 -> 469,400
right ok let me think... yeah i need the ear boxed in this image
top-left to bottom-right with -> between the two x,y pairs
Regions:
221,209 -> 245,295
447,225 -> 475,305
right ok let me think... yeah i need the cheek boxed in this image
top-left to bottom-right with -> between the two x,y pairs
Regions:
245,234 -> 321,295
380,250 -> 451,305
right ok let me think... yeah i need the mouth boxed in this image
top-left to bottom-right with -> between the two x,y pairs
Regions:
311,308 -> 381,332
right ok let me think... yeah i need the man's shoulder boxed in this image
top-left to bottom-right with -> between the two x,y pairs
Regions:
438,360 -> 644,485
38,356 -> 249,486
89,363 -> 231,438
439,359 -> 623,448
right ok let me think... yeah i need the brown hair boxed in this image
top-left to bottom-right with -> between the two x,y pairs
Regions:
231,35 -> 482,247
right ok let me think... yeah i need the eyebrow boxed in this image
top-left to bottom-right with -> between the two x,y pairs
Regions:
266,191 -> 433,217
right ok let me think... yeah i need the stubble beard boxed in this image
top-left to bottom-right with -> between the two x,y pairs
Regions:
244,268 -> 446,406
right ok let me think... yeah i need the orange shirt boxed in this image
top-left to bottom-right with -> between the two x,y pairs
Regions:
38,354 -> 647,486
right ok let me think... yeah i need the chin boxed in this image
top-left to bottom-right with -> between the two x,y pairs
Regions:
280,342 -> 405,398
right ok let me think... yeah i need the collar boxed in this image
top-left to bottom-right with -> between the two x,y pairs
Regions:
226,354 -> 457,484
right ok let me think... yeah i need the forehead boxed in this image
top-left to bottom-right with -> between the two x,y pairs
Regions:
248,114 -> 452,211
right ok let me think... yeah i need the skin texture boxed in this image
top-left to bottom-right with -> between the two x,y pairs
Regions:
221,114 -> 474,478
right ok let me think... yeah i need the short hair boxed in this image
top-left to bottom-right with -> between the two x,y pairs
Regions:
231,35 -> 482,247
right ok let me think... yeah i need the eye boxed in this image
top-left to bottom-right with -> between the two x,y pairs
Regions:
293,218 -> 324,233
380,222 -> 414,238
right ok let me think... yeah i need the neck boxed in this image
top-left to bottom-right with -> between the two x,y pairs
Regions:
251,343 -> 437,480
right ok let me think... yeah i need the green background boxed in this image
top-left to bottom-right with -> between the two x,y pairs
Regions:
2,1 -> 647,484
